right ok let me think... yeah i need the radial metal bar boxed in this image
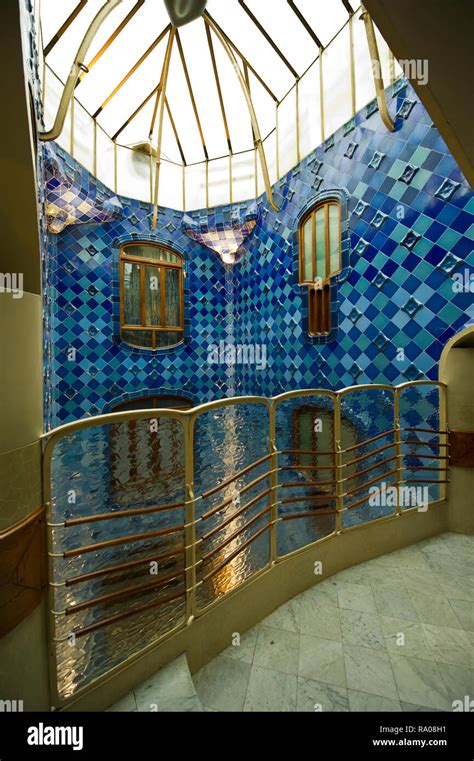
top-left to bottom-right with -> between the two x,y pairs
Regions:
44,0 -> 88,57
360,6 -> 395,132
151,27 -> 176,229
238,0 -> 298,78
93,23 -> 171,118
204,12 -> 279,212
204,21 -> 233,154
77,0 -> 145,86
175,30 -> 208,160
287,0 -> 323,49
112,82 -> 159,141
205,12 -> 278,103
40,0 -> 123,141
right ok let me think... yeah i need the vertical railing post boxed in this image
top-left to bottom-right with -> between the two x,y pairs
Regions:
268,401 -> 279,564
334,394 -> 343,534
184,414 -> 197,622
439,382 -> 449,502
393,388 -> 403,517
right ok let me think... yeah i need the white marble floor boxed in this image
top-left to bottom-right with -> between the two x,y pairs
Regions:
108,532 -> 474,712
194,532 -> 474,712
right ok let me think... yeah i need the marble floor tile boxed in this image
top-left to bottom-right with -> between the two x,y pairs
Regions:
438,662 -> 474,707
381,616 -> 434,660
333,564 -> 369,585
348,690 -> 402,712
366,564 -> 404,591
447,599 -> 474,632
424,552 -> 474,578
337,582 -> 376,613
439,533 -> 474,554
253,625 -> 300,675
390,653 -> 451,710
261,598 -> 301,633
434,573 -> 474,602
388,546 -> 431,572
220,626 -> 259,664
297,677 -> 349,712
408,589 -> 463,629
401,702 -> 444,712
401,569 -> 442,595
340,609 -> 385,651
300,579 -> 339,608
194,656 -> 251,712
344,645 -> 398,699
300,599 -> 341,641
423,623 -> 473,667
373,588 -> 419,622
243,666 -> 297,712
298,635 -> 346,687
134,654 -> 203,712
364,554 -> 400,570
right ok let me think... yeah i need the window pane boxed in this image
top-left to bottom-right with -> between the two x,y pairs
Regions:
156,331 -> 182,348
123,262 -> 141,325
329,205 -> 340,275
124,244 -> 180,264
165,268 -> 180,327
315,207 -> 326,280
145,265 -> 161,326
121,329 -> 153,348
303,217 -> 313,281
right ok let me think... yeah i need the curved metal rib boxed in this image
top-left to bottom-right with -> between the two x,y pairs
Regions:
203,11 -> 279,212
360,6 -> 395,132
40,0 -> 123,142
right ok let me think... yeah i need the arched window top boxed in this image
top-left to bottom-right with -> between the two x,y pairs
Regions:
120,241 -> 184,351
299,199 -> 341,286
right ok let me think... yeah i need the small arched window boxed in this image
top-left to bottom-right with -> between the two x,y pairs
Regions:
120,242 -> 184,350
299,200 -> 341,336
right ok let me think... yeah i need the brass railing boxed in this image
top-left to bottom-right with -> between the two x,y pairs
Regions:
42,380 -> 448,704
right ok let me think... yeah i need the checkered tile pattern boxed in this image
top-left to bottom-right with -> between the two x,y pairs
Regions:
44,78 -> 474,426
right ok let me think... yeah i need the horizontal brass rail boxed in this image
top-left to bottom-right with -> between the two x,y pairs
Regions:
281,509 -> 338,520
200,469 -> 271,520
281,494 -> 336,504
65,547 -> 185,587
202,524 -> 271,582
64,500 -> 184,527
202,488 -> 272,539
63,524 -> 184,558
343,429 -> 396,453
200,453 -> 273,499
201,507 -> 271,562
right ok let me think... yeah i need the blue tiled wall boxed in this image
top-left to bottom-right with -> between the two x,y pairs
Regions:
44,79 -> 474,427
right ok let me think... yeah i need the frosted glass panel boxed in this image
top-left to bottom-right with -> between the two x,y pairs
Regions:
123,262 -> 140,325
159,161 -> 183,211
277,87 -> 297,177
352,14 -> 375,112
165,268 -> 180,327
298,59 -> 322,160
96,126 -> 115,192
185,163 -> 207,211
303,218 -> 313,281
44,67 -> 71,154
232,151 -> 255,203
315,207 -> 325,279
322,25 -> 352,138
261,130 -> 277,191
329,205 -> 340,274
117,146 -> 150,203
73,101 -> 94,173
208,157 -> 230,208
145,266 -> 161,326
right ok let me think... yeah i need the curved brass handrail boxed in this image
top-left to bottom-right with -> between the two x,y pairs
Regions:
360,6 -> 395,133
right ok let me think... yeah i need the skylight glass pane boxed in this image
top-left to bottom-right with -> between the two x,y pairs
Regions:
96,124 -> 115,190
185,163 -> 207,211
166,43 -> 206,165
117,145 -> 150,203
261,130 -> 277,189
277,86 -> 297,176
45,0 -> 106,81
244,0 -> 317,76
231,151 -> 255,203
211,28 -> 253,154
206,0 -> 294,99
247,70 -> 276,140
40,0 -> 83,54
159,161 -> 184,211
73,100 -> 94,172
178,20 -> 228,159
208,156 -> 230,207
293,0 -> 348,47
298,58 -> 322,159
322,24 -> 352,138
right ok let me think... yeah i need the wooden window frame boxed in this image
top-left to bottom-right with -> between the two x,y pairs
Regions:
120,241 -> 184,350
298,200 -> 341,337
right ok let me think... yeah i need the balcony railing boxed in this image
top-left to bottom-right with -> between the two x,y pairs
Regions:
43,380 -> 448,704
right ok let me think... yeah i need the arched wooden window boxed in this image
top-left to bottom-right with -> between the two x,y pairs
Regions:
120,242 -> 184,349
299,200 -> 341,336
